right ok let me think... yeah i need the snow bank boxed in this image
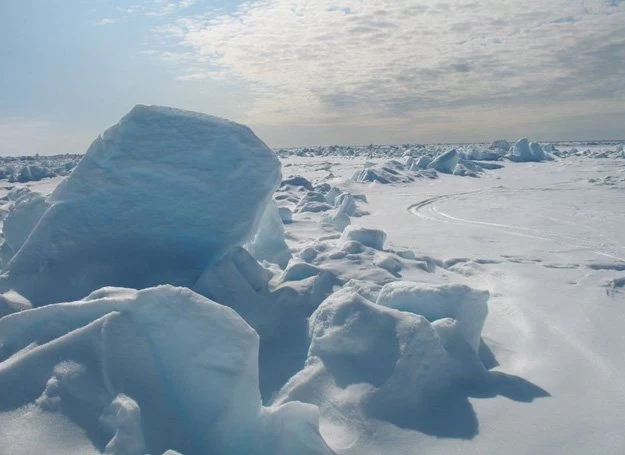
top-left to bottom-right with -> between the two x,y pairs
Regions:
376,282 -> 489,352
2,105 -> 281,306
0,285 -> 331,455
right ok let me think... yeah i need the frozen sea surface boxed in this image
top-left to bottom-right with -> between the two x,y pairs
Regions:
0,115 -> 623,455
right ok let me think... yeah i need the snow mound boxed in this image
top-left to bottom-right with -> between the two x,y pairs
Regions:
376,282 -> 489,352
341,226 -> 387,250
274,289 -> 488,433
2,105 -> 281,306
0,285 -> 331,455
411,155 -> 432,169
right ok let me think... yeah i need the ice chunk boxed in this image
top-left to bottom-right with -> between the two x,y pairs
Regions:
376,282 -> 489,352
1,105 -> 281,306
334,193 -> 356,215
277,289 -> 453,414
340,226 -> 387,250
508,138 -> 547,162
2,188 -> 50,258
0,285 -> 331,455
411,155 -> 432,170
0,289 -> 31,317
248,201 -> 292,268
428,149 -> 459,174
100,394 -> 146,455
529,141 -> 546,161
278,206 -> 292,224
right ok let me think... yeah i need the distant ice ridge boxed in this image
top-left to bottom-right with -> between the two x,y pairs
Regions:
0,155 -> 79,183
0,105 -> 282,306
0,285 -> 331,455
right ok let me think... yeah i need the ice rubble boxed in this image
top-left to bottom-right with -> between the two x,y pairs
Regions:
350,150 -> 504,184
0,187 -> 50,266
429,149 -> 459,174
275,287 -> 490,430
247,201 -> 292,268
1,105 -> 281,306
0,154 -> 79,183
0,105 -> 535,455
376,282 -> 489,353
0,285 -> 331,455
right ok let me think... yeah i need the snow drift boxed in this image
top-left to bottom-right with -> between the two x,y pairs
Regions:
1,105 -> 281,306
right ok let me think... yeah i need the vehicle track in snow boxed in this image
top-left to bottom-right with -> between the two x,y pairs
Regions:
407,186 -> 625,263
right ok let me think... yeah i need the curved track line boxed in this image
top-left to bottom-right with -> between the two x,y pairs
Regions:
407,186 -> 625,262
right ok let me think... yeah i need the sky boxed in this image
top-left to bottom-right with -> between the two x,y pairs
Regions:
1,0 -> 624,155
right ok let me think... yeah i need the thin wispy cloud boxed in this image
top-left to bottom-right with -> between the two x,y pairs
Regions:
112,0 -> 198,17
156,0 -> 625,129
97,18 -> 117,25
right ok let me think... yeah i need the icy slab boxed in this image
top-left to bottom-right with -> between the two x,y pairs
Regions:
1,188 -> 50,261
507,138 -> 548,162
0,289 -> 31,317
193,247 -> 336,399
248,201 -> 292,268
376,282 -> 489,353
0,155 -> 79,183
429,149 -> 459,174
2,105 -> 281,306
275,290 -> 463,423
0,285 -> 331,455
341,226 -> 387,250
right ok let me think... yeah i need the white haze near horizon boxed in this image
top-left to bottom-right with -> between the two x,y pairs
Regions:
0,0 -> 624,155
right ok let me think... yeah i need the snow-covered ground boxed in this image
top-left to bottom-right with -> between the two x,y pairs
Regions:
0,106 -> 623,454
278,153 -> 625,454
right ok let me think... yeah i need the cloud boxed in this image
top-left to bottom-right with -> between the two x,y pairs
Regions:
97,18 -> 117,25
113,0 -> 198,17
150,0 -> 624,141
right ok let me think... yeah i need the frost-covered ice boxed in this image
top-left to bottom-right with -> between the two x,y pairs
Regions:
0,111 -> 624,455
0,285 -> 331,455
0,105 -> 281,306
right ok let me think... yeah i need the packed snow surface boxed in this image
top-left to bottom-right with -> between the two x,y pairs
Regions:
0,115 -> 623,455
